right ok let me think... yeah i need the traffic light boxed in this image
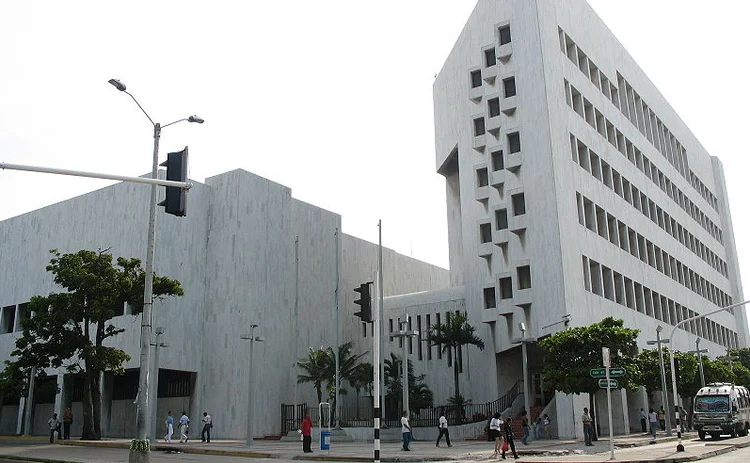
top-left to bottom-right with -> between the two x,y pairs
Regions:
158,147 -> 188,217
353,283 -> 372,322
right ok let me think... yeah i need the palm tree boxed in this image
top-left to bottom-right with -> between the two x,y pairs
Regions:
297,346 -> 331,404
429,311 -> 485,402
383,352 -> 434,415
349,362 -> 373,418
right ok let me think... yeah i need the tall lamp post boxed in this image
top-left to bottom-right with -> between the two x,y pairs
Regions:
241,324 -> 264,447
391,315 -> 418,415
514,323 -> 536,427
108,78 -> 203,459
150,327 -> 168,441
668,299 -> 750,451
646,326 -> 672,436
687,338 -> 707,388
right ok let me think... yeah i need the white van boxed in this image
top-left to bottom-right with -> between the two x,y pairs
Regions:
693,382 -> 750,439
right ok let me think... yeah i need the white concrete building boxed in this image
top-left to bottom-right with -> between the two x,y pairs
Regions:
419,0 -> 748,439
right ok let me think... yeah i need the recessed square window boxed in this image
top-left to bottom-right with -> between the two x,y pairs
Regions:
470,70 -> 482,88
491,150 -> 504,171
495,208 -> 508,230
512,192 -> 526,216
488,97 -> 501,118
499,25 -> 512,45
499,277 -> 513,299
474,117 -> 486,136
480,223 -> 492,243
503,77 -> 516,97
508,132 -> 521,153
517,265 -> 531,289
476,167 -> 489,187
484,48 -> 496,68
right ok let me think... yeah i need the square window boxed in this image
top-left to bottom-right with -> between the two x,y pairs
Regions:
499,25 -> 512,45
470,70 -> 482,88
491,150 -> 504,171
474,117 -> 486,136
508,132 -> 521,153
503,77 -> 516,97
476,167 -> 489,187
484,48 -> 496,68
499,277 -> 513,299
495,208 -> 508,230
488,98 -> 501,118
517,265 -> 531,289
512,192 -> 526,216
483,287 -> 497,309
480,223 -> 492,243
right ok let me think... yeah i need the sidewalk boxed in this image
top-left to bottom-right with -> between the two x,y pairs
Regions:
0,431 -> 748,463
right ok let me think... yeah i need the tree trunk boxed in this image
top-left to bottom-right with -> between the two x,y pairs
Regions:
453,346 -> 460,399
81,364 -> 101,440
589,394 -> 598,440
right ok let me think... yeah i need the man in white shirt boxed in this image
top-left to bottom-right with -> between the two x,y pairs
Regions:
401,410 -> 412,451
201,411 -> 212,443
436,409 -> 452,447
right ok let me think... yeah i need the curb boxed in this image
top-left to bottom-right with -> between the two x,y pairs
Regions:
58,439 -> 275,459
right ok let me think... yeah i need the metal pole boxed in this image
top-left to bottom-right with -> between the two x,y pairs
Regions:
373,272 -> 381,463
655,329 -> 672,436
0,162 -> 190,189
401,316 -> 409,416
520,327 -> 530,432
294,236 -> 300,425
135,123 -> 161,444
696,339 -> 705,387
334,229 -> 341,429
605,365 -> 614,460
246,324 -> 257,447
150,329 -> 164,441
377,220 -> 385,421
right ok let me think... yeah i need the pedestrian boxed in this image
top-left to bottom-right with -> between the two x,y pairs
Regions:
520,410 -> 530,445
582,407 -> 593,446
401,410 -> 412,451
179,411 -> 190,443
502,417 -> 519,459
679,406 -> 688,431
201,411 -> 212,443
534,414 -> 544,440
62,407 -> 73,440
301,413 -> 313,453
164,411 -> 174,443
436,408 -> 452,447
658,407 -> 666,431
543,414 -> 551,439
639,408 -> 647,433
47,413 -> 60,443
648,408 -> 658,438
489,412 -> 503,458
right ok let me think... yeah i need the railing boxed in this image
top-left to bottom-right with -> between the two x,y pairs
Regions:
282,381 -> 522,430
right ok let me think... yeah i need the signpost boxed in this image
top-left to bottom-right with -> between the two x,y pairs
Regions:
602,348 -> 615,461
590,367 -> 625,378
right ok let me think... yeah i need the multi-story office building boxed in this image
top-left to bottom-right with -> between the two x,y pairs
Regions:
425,0 -> 747,437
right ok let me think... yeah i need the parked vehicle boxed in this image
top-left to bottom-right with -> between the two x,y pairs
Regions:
693,383 -> 750,440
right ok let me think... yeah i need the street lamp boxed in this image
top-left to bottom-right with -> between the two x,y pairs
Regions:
241,324 -> 264,447
646,326 -> 672,436
150,327 -> 168,441
391,315 -> 418,415
109,78 -> 203,458
687,338 -> 708,388
513,322 -> 536,430
668,299 -> 750,451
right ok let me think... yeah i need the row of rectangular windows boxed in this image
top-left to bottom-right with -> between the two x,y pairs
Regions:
482,265 -> 532,309
576,191 -> 732,309
581,255 -> 738,350
558,27 -> 719,212
570,133 -> 729,278
564,80 -> 723,244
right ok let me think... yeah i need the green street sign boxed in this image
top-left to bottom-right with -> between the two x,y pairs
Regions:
590,367 -> 625,378
599,379 -> 618,388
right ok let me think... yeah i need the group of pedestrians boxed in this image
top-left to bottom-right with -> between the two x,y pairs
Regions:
487,412 -> 520,459
163,410 -> 212,443
46,407 -> 74,443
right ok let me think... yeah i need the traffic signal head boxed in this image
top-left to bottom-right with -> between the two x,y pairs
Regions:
353,283 -> 372,322
158,147 -> 188,217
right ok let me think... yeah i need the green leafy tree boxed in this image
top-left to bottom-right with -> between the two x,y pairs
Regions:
428,311 -> 485,401
297,347 -> 330,404
635,348 -> 697,397
539,317 -> 640,433
349,362 -> 373,418
2,249 -> 183,440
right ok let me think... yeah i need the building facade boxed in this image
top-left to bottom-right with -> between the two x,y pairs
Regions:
425,0 -> 747,439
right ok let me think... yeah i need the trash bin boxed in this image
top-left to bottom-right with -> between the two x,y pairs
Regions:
320,430 -> 331,450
